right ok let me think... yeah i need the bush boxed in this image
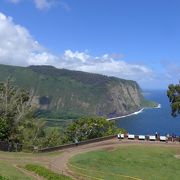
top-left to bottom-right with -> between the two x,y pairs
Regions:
0,175 -> 8,180
0,118 -> 10,141
65,116 -> 124,142
25,164 -> 72,180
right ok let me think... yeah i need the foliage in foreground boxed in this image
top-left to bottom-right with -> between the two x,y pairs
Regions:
167,82 -> 180,117
25,164 -> 72,180
0,78 -> 31,141
0,175 -> 8,180
65,116 -> 126,142
0,79 -> 63,150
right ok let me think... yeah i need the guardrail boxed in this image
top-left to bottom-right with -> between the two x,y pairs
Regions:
38,134 -> 180,153
0,141 -> 35,152
1,134 -> 179,153
38,135 -> 116,153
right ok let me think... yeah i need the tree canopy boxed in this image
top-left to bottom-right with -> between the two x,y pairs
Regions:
167,82 -> 180,117
0,79 -> 64,151
0,79 -> 32,141
0,79 -> 82,151
65,116 -> 125,142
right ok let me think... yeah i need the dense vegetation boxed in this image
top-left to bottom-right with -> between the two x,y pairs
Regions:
167,82 -> 180,117
25,164 -> 72,180
29,65 -> 114,87
0,79 -> 65,150
0,78 -> 32,142
65,117 -> 125,142
0,79 -> 121,150
0,64 -> 149,119
0,175 -> 8,180
69,145 -> 180,180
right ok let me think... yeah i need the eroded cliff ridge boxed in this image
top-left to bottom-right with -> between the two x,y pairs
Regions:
0,64 -> 153,118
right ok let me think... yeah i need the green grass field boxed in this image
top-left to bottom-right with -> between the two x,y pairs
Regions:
0,151 -> 63,180
0,162 -> 34,180
69,145 -> 180,180
25,164 -> 72,180
1,145 -> 180,180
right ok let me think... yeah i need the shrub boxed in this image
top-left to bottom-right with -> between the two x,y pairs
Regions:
0,175 -> 8,180
65,116 -> 117,142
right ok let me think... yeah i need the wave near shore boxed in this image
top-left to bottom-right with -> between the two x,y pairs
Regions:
107,103 -> 161,121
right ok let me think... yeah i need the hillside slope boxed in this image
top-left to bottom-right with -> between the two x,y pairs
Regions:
0,64 -> 152,118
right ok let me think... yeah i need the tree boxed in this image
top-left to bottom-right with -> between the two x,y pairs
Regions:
65,116 -> 124,142
0,79 -> 33,142
0,79 -> 65,151
167,82 -> 180,117
18,115 -> 45,147
0,118 -> 9,140
40,128 -> 62,148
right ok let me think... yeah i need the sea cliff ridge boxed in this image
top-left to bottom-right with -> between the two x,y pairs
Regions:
0,64 -> 156,119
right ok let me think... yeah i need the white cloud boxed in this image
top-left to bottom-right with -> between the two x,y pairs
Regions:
0,12 -> 154,83
7,0 -> 69,11
64,50 -> 90,63
60,50 -> 154,82
34,0 -> 55,10
0,12 -> 56,66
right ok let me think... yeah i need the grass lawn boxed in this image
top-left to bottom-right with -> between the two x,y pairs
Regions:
0,150 -> 63,180
25,164 -> 72,180
69,145 -> 180,180
0,161 -> 35,180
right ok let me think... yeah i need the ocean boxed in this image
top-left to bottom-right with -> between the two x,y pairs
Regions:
115,89 -> 180,136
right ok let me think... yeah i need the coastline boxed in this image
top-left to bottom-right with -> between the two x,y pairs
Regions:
143,103 -> 161,110
107,103 -> 161,121
107,108 -> 144,121
155,104 -> 161,108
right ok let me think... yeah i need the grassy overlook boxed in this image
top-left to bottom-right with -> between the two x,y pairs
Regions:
0,64 -> 154,119
70,145 -> 180,180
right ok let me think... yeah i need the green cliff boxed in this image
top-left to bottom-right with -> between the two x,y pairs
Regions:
0,64 -> 153,118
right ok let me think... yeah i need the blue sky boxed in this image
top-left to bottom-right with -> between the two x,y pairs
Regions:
0,0 -> 180,89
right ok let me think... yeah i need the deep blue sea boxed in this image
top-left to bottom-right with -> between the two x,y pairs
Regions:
115,90 -> 180,136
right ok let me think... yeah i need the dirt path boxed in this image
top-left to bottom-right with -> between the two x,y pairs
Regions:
48,138 -> 180,178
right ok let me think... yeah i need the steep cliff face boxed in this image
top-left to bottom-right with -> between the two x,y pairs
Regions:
94,80 -> 143,117
0,64 -> 146,118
